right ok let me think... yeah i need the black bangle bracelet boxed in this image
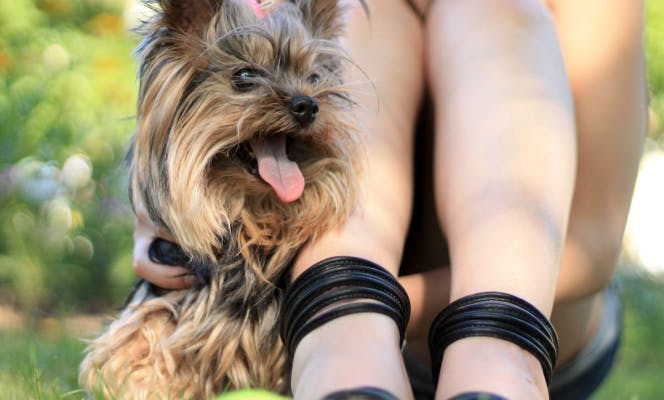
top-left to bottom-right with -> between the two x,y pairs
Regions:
429,292 -> 559,385
280,256 -> 411,360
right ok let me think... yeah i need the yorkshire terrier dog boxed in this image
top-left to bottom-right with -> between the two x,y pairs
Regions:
79,0 -> 363,397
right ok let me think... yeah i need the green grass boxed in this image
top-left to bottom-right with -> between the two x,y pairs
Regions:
591,271 -> 664,400
1,271 -> 662,399
0,328 -> 86,399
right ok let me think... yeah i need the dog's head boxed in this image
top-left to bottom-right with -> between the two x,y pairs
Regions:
128,0 -> 362,265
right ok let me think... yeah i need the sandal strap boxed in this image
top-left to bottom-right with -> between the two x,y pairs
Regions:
448,393 -> 509,400
280,256 -> 410,360
322,387 -> 399,400
429,292 -> 559,384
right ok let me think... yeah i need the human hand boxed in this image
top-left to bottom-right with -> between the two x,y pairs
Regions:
133,202 -> 197,289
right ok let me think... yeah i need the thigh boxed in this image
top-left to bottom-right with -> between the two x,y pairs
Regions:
294,0 -> 425,276
547,0 -> 646,364
550,0 -> 647,301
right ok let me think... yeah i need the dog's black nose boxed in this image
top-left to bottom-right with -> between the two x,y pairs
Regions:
289,95 -> 319,126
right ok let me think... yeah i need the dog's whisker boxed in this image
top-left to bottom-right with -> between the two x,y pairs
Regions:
320,85 -> 374,101
328,79 -> 373,88
341,58 -> 379,110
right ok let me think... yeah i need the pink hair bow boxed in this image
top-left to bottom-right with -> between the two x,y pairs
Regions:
245,0 -> 265,18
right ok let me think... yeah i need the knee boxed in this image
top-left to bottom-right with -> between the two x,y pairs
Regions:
557,224 -> 625,301
431,0 -> 555,32
488,0 -> 554,27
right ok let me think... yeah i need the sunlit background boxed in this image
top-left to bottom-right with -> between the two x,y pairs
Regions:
0,0 -> 663,398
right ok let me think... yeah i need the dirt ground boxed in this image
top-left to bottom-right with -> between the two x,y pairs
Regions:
0,304 -> 104,336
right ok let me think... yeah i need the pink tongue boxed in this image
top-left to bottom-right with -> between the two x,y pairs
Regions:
249,136 -> 305,203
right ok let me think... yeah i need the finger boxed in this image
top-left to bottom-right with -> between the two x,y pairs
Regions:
136,262 -> 197,290
134,251 -> 197,289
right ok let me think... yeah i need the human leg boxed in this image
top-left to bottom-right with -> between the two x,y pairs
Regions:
426,0 -> 576,398
417,0 -> 646,397
546,0 -> 646,392
403,0 -> 646,389
288,0 -> 425,398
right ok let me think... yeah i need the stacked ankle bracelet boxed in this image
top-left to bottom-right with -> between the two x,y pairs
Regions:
428,292 -> 559,385
280,256 -> 411,361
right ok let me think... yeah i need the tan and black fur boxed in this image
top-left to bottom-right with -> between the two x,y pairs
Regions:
79,0 -> 362,397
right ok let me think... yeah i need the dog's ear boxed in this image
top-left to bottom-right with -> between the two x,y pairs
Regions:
292,0 -> 368,40
156,0 -> 260,36
156,0 -> 221,37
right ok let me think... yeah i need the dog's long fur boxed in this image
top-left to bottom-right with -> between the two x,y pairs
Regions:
79,1 -> 361,397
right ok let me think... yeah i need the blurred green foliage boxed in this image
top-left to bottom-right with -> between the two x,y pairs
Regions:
647,0 -> 664,86
647,0 -> 664,140
590,271 -> 664,399
0,0 -> 140,312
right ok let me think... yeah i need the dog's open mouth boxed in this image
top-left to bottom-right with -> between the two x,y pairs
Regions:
236,135 -> 305,203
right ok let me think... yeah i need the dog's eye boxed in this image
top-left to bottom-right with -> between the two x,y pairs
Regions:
308,73 -> 321,86
231,68 -> 259,92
